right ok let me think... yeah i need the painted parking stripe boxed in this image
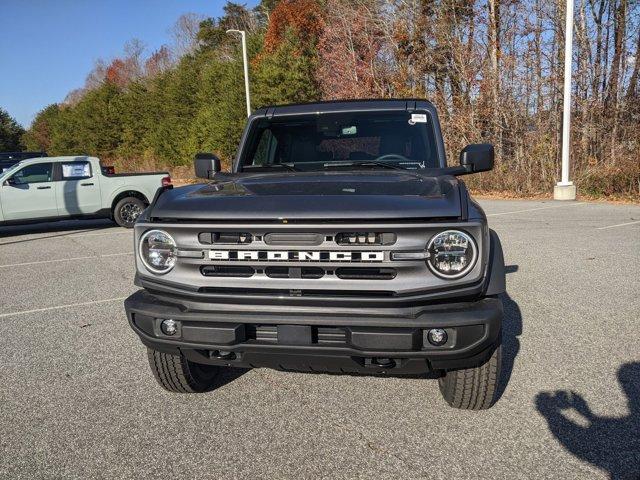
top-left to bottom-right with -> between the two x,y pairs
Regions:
0,252 -> 133,268
487,202 -> 585,217
0,296 -> 127,319
69,230 -> 130,238
596,220 -> 640,230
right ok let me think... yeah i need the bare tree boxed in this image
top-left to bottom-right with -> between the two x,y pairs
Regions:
171,13 -> 207,56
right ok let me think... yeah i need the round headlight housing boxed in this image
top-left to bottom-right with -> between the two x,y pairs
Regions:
139,230 -> 177,274
427,230 -> 477,279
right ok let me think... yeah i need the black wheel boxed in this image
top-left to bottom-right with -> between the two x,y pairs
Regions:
438,341 -> 502,410
147,348 -> 220,393
113,196 -> 145,228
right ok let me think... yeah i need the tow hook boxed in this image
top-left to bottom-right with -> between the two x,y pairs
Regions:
210,350 -> 236,360
365,357 -> 396,369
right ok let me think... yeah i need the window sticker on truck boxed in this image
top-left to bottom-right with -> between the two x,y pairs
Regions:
409,113 -> 427,124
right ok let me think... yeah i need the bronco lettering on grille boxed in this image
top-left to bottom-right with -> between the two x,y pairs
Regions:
208,250 -> 385,262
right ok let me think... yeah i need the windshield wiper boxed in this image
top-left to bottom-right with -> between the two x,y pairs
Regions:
322,160 -> 406,171
247,163 -> 299,172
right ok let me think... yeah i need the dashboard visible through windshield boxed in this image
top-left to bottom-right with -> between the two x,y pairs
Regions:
240,111 -> 440,172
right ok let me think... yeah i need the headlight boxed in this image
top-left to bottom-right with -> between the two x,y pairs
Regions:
139,230 -> 177,274
426,230 -> 477,279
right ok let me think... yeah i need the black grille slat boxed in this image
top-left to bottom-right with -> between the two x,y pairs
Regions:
317,327 -> 347,345
265,266 -> 325,279
265,266 -> 289,278
335,267 -> 397,280
200,265 -> 255,277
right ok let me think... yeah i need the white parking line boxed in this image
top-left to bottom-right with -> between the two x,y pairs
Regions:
487,202 -> 585,217
69,230 -> 130,238
0,252 -> 133,268
596,220 -> 640,230
0,297 -> 127,319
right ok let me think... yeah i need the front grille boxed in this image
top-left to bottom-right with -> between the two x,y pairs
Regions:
144,220 -> 485,303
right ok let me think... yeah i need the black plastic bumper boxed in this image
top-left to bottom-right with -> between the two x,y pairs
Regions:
125,289 -> 502,375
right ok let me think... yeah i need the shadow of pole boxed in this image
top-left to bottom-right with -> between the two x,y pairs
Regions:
536,362 -> 640,479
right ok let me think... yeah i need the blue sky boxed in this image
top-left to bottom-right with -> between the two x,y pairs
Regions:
0,0 -> 258,127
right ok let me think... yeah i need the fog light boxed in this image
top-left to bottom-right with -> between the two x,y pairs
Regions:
160,319 -> 178,336
427,328 -> 448,346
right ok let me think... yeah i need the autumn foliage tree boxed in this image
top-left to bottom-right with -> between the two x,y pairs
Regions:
317,0 -> 385,99
19,0 -> 640,198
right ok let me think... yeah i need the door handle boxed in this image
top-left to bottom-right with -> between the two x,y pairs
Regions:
81,182 -> 94,186
37,186 -> 51,190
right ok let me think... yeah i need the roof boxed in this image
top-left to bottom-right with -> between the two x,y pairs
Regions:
253,98 -> 437,118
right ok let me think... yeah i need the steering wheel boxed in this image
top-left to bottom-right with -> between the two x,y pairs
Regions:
374,153 -> 410,162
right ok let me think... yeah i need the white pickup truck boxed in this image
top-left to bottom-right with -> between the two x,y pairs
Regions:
0,156 -> 170,228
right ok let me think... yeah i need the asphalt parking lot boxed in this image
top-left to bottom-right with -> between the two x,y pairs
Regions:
1,198 -> 639,479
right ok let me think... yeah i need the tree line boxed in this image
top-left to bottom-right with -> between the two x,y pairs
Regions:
11,0 -> 640,198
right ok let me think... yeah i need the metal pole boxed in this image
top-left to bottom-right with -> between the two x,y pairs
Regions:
226,29 -> 251,117
560,0 -> 573,187
554,0 -> 576,199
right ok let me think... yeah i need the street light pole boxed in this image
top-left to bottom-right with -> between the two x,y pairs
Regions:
226,29 -> 251,117
554,0 -> 577,200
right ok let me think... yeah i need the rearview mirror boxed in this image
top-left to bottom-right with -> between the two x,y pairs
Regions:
459,144 -> 494,174
194,153 -> 221,179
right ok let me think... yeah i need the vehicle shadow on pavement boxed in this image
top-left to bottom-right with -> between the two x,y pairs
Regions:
536,362 -> 640,480
209,367 -> 248,391
495,265 -> 522,401
0,219 -> 118,245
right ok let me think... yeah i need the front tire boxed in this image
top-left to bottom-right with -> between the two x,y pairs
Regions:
113,196 -> 145,228
438,342 -> 502,410
147,348 -> 220,393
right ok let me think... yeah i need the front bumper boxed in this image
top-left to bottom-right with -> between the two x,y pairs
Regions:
125,289 -> 502,375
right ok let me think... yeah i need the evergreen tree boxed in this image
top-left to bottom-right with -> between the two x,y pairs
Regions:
22,104 -> 60,152
253,29 -> 320,107
0,108 -> 25,151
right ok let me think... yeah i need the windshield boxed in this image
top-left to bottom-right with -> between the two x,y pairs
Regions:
240,111 -> 440,171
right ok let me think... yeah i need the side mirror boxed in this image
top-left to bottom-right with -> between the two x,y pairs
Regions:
459,144 -> 494,173
194,153 -> 221,179
5,177 -> 16,186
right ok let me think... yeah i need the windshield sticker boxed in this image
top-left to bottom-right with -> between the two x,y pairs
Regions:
408,113 -> 427,125
341,125 -> 357,135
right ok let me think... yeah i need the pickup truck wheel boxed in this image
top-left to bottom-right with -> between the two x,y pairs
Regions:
438,342 -> 501,410
147,348 -> 220,393
113,196 -> 145,228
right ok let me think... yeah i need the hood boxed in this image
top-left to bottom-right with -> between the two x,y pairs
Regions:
150,171 -> 462,221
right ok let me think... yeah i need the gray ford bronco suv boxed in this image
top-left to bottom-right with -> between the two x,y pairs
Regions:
125,99 -> 506,410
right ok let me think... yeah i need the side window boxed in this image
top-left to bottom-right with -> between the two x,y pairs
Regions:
61,161 -> 92,180
11,163 -> 53,184
251,129 -> 277,166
